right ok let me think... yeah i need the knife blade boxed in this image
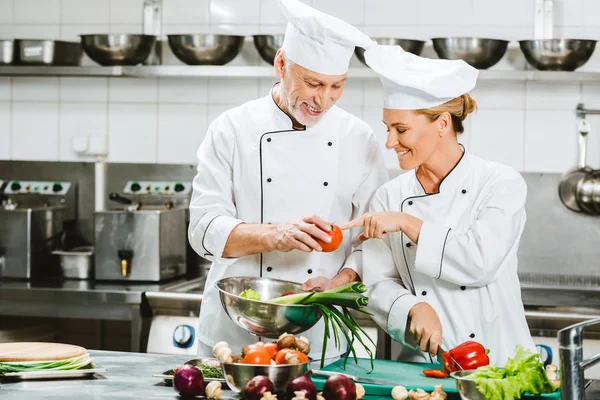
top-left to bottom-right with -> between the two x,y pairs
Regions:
312,370 -> 405,387
439,346 -> 463,371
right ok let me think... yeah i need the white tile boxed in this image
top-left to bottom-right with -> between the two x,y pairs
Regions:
421,25 -> 480,40
109,78 -> 158,103
210,0 -> 260,25
11,102 -> 59,161
0,102 -> 9,159
362,105 -> 397,169
108,103 -> 157,163
60,78 -> 108,102
362,25 -> 427,41
468,26 -> 530,42
259,78 -> 278,95
335,79 -> 363,109
0,24 -> 13,38
472,0 -> 534,26
470,82 -> 526,110
162,25 -> 210,34
219,35 -> 261,66
163,0 -> 209,25
554,0 -> 584,27
158,77 -> 208,103
524,110 -> 579,172
13,77 -> 59,101
13,25 -> 60,40
207,103 -> 233,125
61,0 -> 109,24
364,0 -> 417,26
582,83 -> 600,106
60,24 -> 109,41
579,27 -> 600,72
363,79 -> 383,109
14,0 -> 60,24
209,24 -> 260,36
0,0 -> 13,25
312,0 -> 364,25
583,0 -> 600,27
553,26 -> 585,38
158,103 -> 207,164
0,77 -> 10,100
418,0 -> 474,26
110,0 -> 144,26
459,117 -> 472,149
470,110 -> 524,171
59,102 -> 108,161
257,24 -> 287,35
260,0 -> 286,25
208,77 -> 258,104
108,24 -> 143,35
526,82 -> 581,110
341,105 -> 362,121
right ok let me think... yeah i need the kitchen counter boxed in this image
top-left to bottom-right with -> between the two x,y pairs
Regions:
1,350 -> 598,400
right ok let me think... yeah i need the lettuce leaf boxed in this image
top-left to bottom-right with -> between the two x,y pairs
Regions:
240,289 -> 261,300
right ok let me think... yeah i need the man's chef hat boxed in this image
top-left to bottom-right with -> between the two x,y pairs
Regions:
277,0 -> 376,75
364,45 -> 479,110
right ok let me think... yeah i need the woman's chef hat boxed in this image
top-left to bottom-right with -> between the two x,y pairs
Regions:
277,0 -> 376,75
364,45 -> 479,110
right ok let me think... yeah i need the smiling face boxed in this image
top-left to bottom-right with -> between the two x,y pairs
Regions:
383,108 -> 446,170
274,50 -> 347,127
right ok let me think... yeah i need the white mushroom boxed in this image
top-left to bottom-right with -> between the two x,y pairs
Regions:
408,388 -> 431,400
212,341 -> 233,364
205,381 -> 223,399
391,385 -> 409,400
261,391 -> 278,400
291,391 -> 307,400
317,393 -> 325,400
355,383 -> 365,399
430,385 -> 447,400
545,364 -> 558,381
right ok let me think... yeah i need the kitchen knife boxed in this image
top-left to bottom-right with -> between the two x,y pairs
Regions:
438,346 -> 463,371
311,369 -> 405,386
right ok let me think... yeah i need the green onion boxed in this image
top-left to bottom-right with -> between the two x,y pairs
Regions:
0,354 -> 93,374
269,292 -> 368,309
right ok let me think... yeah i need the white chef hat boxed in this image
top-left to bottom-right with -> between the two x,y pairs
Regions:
277,0 -> 376,75
364,45 -> 479,110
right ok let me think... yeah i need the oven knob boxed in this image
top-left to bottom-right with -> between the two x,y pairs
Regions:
173,324 -> 194,349
52,183 -> 63,193
131,182 -> 141,192
10,181 -> 21,191
174,183 -> 185,193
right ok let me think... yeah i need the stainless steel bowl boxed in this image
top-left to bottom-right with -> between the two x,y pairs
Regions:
216,276 -> 322,338
80,34 -> 156,66
519,39 -> 597,71
355,38 -> 425,65
450,370 -> 486,400
167,34 -> 244,65
221,354 -> 310,394
432,37 -> 509,69
52,246 -> 94,280
0,39 -> 13,64
14,40 -> 82,66
254,35 -> 285,65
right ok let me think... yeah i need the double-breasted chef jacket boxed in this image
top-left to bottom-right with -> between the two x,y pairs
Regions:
189,85 -> 389,360
363,150 -> 535,366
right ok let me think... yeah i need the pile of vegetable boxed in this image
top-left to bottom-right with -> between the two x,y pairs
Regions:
172,364 -> 224,399
163,358 -> 223,380
391,385 -> 447,400
470,345 -> 559,400
212,334 -> 310,365
0,353 -> 94,374
267,282 -> 375,369
242,372 -> 365,400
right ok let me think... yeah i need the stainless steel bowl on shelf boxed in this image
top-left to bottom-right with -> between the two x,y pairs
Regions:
432,37 -> 509,69
13,39 -> 82,66
253,34 -> 285,65
519,39 -> 597,71
80,34 -> 156,66
167,34 -> 245,65
221,355 -> 311,394
216,276 -> 322,338
355,38 -> 425,65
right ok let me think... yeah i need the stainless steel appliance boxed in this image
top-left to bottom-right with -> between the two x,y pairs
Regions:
0,179 -> 76,279
94,180 -> 190,282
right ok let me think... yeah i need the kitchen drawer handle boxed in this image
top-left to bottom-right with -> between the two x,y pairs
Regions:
525,310 -> 600,321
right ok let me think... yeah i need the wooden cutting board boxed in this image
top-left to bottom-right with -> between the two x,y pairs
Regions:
0,342 -> 88,362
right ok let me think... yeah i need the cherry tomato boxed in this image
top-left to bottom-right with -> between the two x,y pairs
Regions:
263,343 -> 278,359
243,347 -> 271,365
243,342 -> 264,356
316,225 -> 343,252
282,291 -> 297,296
422,369 -> 448,378
275,348 -> 293,364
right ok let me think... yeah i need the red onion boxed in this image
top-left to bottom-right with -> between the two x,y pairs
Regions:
323,374 -> 356,400
286,371 -> 317,400
243,375 -> 275,400
173,364 -> 205,398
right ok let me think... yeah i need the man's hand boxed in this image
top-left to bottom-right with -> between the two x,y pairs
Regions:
301,268 -> 359,292
408,302 -> 443,356
340,212 -> 405,241
268,215 -> 333,253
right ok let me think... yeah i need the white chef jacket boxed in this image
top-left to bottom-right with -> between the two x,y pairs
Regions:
364,150 -> 535,366
189,86 -> 388,360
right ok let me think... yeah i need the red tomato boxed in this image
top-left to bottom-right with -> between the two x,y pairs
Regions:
275,348 -> 293,364
243,347 -> 271,365
316,225 -> 343,252
263,343 -> 278,359
422,369 -> 448,378
243,342 -> 264,356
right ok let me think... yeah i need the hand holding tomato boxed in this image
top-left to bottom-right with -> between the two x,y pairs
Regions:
315,225 -> 343,252
269,215 -> 336,253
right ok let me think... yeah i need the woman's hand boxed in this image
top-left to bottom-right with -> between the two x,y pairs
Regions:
408,302 -> 443,356
340,212 -> 405,241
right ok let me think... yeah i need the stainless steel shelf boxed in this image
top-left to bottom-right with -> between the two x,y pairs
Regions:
1,65 -> 600,82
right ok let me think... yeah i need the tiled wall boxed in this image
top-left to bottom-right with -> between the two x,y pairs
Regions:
1,0 -> 600,172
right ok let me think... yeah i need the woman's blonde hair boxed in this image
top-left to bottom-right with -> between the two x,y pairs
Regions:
414,93 -> 477,134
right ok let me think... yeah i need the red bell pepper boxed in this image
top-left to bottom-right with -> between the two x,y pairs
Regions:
442,340 -> 490,373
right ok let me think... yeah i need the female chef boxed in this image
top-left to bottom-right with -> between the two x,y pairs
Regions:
341,45 -> 535,366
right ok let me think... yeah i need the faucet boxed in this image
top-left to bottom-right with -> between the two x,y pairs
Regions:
558,318 -> 600,400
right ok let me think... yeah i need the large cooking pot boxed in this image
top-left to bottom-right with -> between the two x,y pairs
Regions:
559,118 -> 593,213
